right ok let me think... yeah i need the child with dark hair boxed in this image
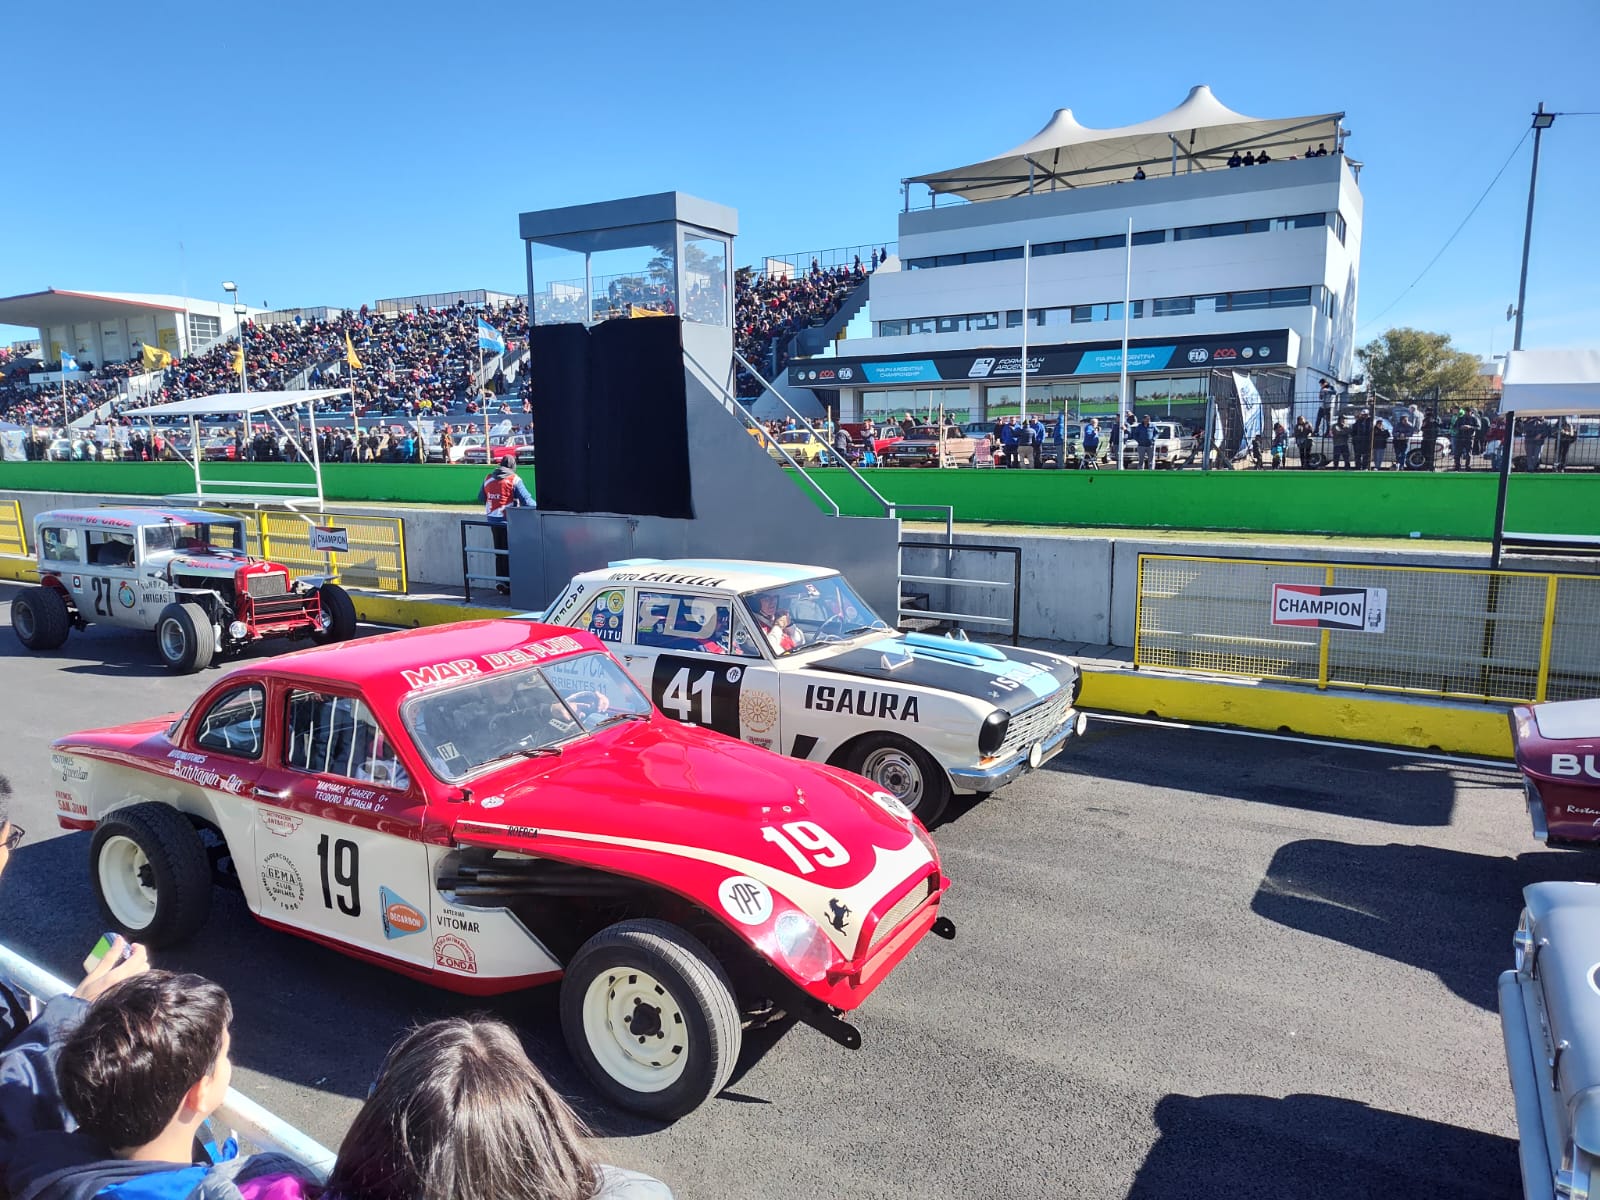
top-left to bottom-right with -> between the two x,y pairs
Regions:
327,1017 -> 669,1200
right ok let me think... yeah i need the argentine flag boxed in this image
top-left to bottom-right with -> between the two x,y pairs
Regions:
60,349 -> 78,371
476,319 -> 506,355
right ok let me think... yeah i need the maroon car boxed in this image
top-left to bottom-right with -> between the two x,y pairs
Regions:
1509,699 -> 1600,844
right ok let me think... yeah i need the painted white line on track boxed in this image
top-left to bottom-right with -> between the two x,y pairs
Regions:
1085,711 -> 1518,771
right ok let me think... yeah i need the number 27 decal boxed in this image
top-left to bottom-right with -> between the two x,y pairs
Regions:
762,821 -> 849,875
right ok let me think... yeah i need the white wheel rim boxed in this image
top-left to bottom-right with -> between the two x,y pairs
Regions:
159,618 -> 187,661
861,746 -> 926,810
98,835 -> 158,930
581,966 -> 689,1093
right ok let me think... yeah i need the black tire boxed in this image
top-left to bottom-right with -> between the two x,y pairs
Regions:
12,586 -> 70,651
560,919 -> 741,1121
1308,453 -> 1329,468
843,734 -> 951,826
89,803 -> 213,946
313,583 -> 357,645
155,602 -> 214,673
1406,448 -> 1429,470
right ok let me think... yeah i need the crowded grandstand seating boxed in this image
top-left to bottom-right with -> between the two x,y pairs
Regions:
735,261 -> 873,397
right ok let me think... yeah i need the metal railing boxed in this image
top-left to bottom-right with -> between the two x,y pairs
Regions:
0,942 -> 336,1175
211,508 -> 409,593
0,500 -> 26,556
749,243 -> 896,280
460,518 -> 506,602
374,290 -> 522,314
898,540 -> 1023,645
1134,553 -> 1600,704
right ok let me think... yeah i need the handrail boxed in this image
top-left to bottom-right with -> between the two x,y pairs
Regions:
898,539 -> 1023,645
886,503 -> 954,545
731,349 -> 892,517
682,349 -> 839,517
0,942 -> 337,1175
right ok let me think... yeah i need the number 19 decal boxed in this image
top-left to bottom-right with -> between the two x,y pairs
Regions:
762,821 -> 849,875
317,834 -> 360,916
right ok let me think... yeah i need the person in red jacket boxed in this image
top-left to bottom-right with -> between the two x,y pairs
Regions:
476,455 -> 534,595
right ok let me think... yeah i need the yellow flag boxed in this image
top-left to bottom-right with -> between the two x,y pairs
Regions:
141,343 -> 173,372
345,333 -> 363,371
230,345 -> 245,375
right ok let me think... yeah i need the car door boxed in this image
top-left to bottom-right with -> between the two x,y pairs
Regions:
624,588 -> 783,748
248,682 -> 436,967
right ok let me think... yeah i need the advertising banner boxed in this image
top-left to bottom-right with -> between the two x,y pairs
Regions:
1271,584 -> 1388,633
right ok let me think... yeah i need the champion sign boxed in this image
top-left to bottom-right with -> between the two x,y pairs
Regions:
1270,584 -> 1388,633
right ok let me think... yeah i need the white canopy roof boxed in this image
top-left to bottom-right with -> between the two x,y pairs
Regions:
132,389 -> 350,418
1502,350 -> 1600,416
909,85 -> 1343,201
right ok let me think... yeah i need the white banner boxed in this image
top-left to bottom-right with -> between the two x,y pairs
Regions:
1271,584 -> 1388,633
1234,372 -> 1262,453
309,526 -> 349,553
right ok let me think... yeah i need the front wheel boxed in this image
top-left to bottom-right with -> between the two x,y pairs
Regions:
12,586 -> 71,651
90,803 -> 213,946
156,602 -> 215,673
313,583 -> 357,644
560,919 -> 741,1120
844,734 -> 950,826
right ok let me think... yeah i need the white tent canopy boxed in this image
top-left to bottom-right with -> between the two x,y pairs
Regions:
132,389 -> 350,418
909,85 -> 1344,201
1501,350 -> 1600,416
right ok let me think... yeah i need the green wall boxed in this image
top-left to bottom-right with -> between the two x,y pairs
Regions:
2,460 -> 1595,540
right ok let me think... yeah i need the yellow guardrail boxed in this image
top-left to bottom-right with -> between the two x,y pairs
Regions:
1134,553 -> 1600,705
0,501 -> 25,557
212,509 -> 408,594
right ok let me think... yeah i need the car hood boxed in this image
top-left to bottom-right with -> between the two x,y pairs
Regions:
808,632 -> 1076,710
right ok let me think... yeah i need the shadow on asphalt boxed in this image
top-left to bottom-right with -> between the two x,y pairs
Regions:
1047,721 -> 1495,828
1128,1092 -> 1518,1199
1251,838 -> 1590,1011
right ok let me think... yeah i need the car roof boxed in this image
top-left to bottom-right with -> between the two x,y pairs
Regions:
244,619 -> 602,692
37,507 -> 231,528
573,558 -> 836,594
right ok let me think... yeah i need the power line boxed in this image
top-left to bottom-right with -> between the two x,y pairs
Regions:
1356,127 -> 1532,333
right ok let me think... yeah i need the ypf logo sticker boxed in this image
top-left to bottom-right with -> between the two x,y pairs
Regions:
719,875 -> 773,925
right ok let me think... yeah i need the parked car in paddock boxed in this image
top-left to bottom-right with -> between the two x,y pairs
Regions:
10,508 -> 356,673
1498,881 -> 1600,1200
540,559 -> 1086,824
49,620 -> 952,1119
839,423 -> 903,456
767,429 -> 832,466
1486,417 -> 1599,471
883,424 -> 976,467
461,433 -> 536,466
1509,698 -> 1600,846
1119,420 -> 1187,469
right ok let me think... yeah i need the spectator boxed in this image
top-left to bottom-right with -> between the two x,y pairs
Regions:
1330,416 -> 1353,469
1372,418 -> 1391,470
3,972 -> 319,1200
1132,166 -> 1146,181
478,454 -> 534,596
325,1018 -> 668,1200
1227,152 -> 1243,168
1421,408 -> 1441,470
1080,418 -> 1100,468
1557,416 -> 1577,472
1241,151 -> 1257,166
1256,150 -> 1271,164
1130,414 -> 1156,469
1270,421 -> 1288,468
1523,416 -> 1549,472
1392,406 -> 1415,468
1352,410 -> 1373,471
1452,406 -> 1480,471
1315,380 -> 1334,434
1294,415 -> 1315,468
1014,416 -> 1036,468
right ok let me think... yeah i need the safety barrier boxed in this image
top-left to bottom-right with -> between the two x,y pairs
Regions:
213,509 -> 408,594
898,540 -> 1023,645
0,942 -> 336,1175
1134,553 -> 1600,704
0,500 -> 25,556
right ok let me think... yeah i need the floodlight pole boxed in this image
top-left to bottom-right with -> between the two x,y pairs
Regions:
1492,101 -> 1555,569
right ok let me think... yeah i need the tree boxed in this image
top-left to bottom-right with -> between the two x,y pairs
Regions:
1357,328 -> 1483,399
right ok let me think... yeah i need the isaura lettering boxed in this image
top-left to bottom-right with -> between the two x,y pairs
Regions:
803,684 -> 919,722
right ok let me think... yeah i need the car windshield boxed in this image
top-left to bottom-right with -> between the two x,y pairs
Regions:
142,520 -> 246,555
402,652 -> 653,781
741,575 -> 890,658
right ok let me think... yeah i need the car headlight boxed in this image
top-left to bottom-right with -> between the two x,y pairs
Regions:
771,910 -> 834,982
979,710 -> 1010,756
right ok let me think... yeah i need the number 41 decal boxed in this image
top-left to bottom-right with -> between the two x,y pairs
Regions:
762,821 -> 849,875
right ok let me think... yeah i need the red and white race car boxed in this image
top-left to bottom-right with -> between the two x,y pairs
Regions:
49,620 -> 952,1118
1510,698 -> 1600,845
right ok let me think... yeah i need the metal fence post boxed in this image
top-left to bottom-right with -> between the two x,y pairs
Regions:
1535,575 -> 1559,702
1316,565 -> 1334,689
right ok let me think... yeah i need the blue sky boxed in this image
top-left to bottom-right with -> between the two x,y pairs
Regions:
2,0 -> 1595,357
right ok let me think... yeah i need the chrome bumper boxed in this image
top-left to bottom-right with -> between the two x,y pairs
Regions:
1498,969 -> 1560,1200
948,710 -> 1086,792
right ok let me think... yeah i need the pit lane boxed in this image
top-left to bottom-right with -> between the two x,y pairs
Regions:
0,579 -> 1555,1199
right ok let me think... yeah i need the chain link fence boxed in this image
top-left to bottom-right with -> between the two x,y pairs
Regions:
212,510 -> 408,594
1134,553 -> 1600,704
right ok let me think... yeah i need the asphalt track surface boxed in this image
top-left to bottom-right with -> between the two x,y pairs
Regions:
0,578 -> 1570,1199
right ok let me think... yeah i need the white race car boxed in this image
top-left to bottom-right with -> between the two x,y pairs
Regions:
541,559 -> 1085,823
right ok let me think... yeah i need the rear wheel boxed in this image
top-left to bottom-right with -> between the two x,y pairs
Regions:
313,583 -> 357,644
12,586 -> 70,651
156,602 -> 215,673
845,734 -> 950,826
560,919 -> 741,1120
90,803 -> 212,946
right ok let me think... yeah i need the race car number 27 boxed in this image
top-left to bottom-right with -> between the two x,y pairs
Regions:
651,657 -> 742,738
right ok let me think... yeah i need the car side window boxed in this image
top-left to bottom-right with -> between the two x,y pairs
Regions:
283,689 -> 409,789
194,684 -> 266,760
575,588 -> 627,643
40,526 -> 82,564
86,530 -> 136,567
635,590 -> 733,653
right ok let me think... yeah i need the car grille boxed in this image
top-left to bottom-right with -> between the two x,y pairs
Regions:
864,875 -> 936,957
245,572 -> 288,598
997,688 -> 1072,761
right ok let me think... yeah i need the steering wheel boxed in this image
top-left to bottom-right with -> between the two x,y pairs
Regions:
816,613 -> 850,637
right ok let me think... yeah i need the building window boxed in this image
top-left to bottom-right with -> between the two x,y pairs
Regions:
908,318 -> 937,335
992,246 -> 1024,261
878,320 -> 905,338
1031,242 -> 1065,258
1269,286 -> 1312,307
187,313 -> 222,350
1330,212 -> 1347,244
1132,230 -> 1165,246
1151,297 -> 1195,318
1230,291 -> 1271,311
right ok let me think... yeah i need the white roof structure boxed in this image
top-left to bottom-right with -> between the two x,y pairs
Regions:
133,389 -> 350,418
908,85 -> 1344,201
1501,350 -> 1600,416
